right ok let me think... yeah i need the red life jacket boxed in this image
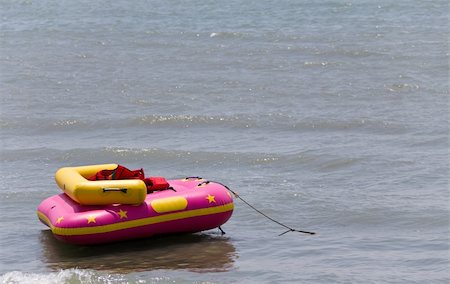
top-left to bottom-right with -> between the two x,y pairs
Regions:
87,164 -> 169,192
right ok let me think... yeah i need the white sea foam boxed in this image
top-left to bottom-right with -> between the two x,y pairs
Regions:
0,269 -> 119,284
1,270 -> 184,284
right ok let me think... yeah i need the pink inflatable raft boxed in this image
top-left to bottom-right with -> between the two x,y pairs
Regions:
37,164 -> 234,245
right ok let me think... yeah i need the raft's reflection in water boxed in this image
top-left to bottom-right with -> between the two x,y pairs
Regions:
39,230 -> 236,273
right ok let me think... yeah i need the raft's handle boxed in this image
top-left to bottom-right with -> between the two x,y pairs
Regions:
102,188 -> 128,193
184,176 -> 202,180
197,181 -> 210,187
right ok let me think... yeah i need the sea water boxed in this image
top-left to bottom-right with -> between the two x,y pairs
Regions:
0,0 -> 448,283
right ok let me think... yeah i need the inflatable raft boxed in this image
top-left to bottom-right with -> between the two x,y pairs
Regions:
37,164 -> 234,245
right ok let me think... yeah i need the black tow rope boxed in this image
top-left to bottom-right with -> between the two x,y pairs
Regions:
216,182 -> 316,236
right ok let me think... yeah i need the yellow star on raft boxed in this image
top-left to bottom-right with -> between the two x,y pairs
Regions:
56,216 -> 64,224
206,194 -> 216,203
117,209 -> 128,219
87,215 -> 96,224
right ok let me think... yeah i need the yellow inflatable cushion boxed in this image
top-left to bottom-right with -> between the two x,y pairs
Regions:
55,164 -> 147,205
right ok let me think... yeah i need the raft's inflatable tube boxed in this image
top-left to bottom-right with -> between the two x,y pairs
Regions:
37,178 -> 234,245
55,164 -> 147,205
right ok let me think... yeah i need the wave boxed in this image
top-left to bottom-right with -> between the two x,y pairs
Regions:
0,146 -> 364,175
0,146 -> 260,164
0,268 -> 174,284
0,113 -> 410,135
132,114 -> 256,129
385,83 -> 421,93
209,31 -> 247,39
0,117 -> 89,131
138,114 -> 410,134
302,61 -> 340,67
0,269 -> 123,284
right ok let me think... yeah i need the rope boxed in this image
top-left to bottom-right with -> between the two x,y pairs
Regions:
214,181 -> 316,236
